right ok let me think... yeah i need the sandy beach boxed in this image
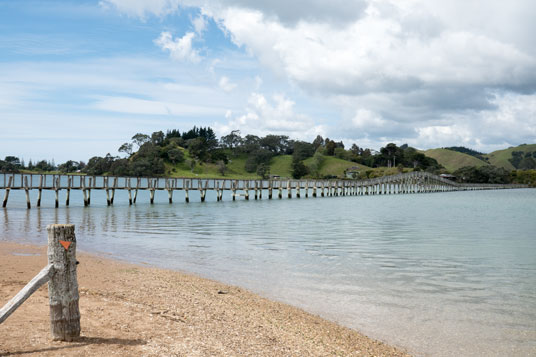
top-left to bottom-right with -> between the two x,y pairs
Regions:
0,241 -> 409,356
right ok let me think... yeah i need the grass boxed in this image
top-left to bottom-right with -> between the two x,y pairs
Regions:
269,155 -> 293,177
485,144 -> 536,170
424,148 -> 489,172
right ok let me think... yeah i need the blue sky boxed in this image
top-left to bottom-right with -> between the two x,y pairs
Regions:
1,0 -> 535,163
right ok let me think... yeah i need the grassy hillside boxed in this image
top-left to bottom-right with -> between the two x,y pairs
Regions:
425,148 -> 488,172
165,153 -> 373,179
269,155 -> 293,177
303,155 -> 369,178
485,144 -> 536,170
166,153 -> 259,179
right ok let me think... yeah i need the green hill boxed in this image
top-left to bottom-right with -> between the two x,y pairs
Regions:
303,156 -> 369,178
424,148 -> 488,172
485,144 -> 536,170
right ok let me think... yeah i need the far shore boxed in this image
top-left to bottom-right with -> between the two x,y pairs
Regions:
0,241 -> 409,356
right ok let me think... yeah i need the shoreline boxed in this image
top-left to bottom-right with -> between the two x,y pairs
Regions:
0,241 -> 409,356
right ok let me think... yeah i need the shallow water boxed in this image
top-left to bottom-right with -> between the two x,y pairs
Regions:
1,187 -> 535,356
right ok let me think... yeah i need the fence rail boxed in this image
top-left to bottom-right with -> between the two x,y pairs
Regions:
0,224 -> 80,341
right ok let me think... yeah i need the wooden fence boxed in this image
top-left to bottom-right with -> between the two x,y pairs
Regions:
0,224 -> 80,341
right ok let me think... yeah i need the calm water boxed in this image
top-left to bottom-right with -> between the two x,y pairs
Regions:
1,187 -> 535,356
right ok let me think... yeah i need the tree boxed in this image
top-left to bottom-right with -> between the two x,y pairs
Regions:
131,133 -> 150,148
292,141 -> 315,161
291,158 -> 308,179
312,135 -> 324,150
58,160 -> 80,173
309,152 -> 325,178
167,148 -> 184,164
325,139 -> 336,156
151,131 -> 165,146
217,160 -> 227,176
256,163 -> 270,179
118,143 -> 133,156
220,130 -> 242,150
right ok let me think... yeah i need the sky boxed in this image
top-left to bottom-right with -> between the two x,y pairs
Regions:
1,0 -> 535,163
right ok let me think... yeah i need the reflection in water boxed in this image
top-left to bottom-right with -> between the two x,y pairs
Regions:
1,189 -> 536,356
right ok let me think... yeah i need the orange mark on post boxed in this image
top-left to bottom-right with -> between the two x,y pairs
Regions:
59,240 -> 71,251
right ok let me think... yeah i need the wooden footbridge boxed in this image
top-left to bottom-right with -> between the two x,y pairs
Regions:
0,171 -> 527,208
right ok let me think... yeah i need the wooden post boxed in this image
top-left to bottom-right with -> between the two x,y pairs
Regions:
24,176 -> 31,209
54,177 -> 60,208
87,178 -> 92,205
150,179 -> 155,204
232,181 -> 237,201
128,178 -> 133,205
254,181 -> 258,200
65,177 -> 71,206
244,181 -> 249,200
287,180 -> 292,199
47,224 -> 80,341
201,180 -> 207,202
134,178 -> 139,203
216,181 -> 221,201
268,180 -> 273,199
278,181 -> 282,199
167,179 -> 173,204
2,176 -> 12,208
82,177 -> 88,206
105,177 -> 111,206
305,181 -> 308,198
313,182 -> 317,198
185,180 -> 190,203
37,175 -> 43,207
111,177 -> 117,204
258,180 -> 262,199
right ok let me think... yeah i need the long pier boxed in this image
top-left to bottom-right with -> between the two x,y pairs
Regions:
0,171 -> 528,209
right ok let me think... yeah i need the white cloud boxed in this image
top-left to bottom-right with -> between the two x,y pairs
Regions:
192,13 -> 208,34
100,0 -> 180,19
93,95 -> 226,116
215,92 -> 325,139
154,31 -> 201,63
100,0 -> 536,150
218,76 -> 237,92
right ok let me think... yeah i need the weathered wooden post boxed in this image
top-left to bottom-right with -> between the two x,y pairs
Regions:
3,176 -> 13,208
201,180 -> 208,202
167,179 -> 173,203
37,175 -> 43,207
24,176 -> 31,209
287,180 -> 292,199
296,181 -> 301,198
87,178 -> 92,205
111,177 -> 117,204
47,224 -> 80,341
54,177 -> 60,208
134,178 -> 140,204
149,179 -> 156,204
268,180 -> 273,199
82,177 -> 88,206
244,181 -> 249,200
65,177 -> 71,206
105,177 -> 111,206
127,178 -> 133,205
